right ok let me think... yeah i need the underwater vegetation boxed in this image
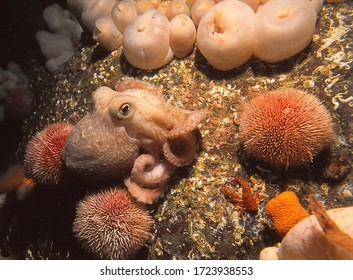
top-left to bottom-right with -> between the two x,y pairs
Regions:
0,0 -> 352,260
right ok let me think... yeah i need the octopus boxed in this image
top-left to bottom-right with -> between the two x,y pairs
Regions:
61,79 -> 206,204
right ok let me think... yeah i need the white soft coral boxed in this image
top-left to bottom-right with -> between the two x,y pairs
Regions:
35,4 -> 83,73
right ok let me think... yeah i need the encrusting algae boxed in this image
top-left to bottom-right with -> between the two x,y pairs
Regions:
265,191 -> 309,237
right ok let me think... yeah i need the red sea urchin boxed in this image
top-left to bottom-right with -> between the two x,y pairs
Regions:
24,122 -> 74,184
239,88 -> 334,169
72,188 -> 153,259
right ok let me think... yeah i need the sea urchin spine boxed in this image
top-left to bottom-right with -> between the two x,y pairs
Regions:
24,122 -> 74,185
239,88 -> 334,169
73,188 -> 153,259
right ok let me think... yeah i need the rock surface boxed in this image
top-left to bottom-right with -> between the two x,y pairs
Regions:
0,2 -> 352,259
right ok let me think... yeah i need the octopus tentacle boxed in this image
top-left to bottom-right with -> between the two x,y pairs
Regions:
131,154 -> 175,188
168,110 -> 206,139
124,177 -> 168,204
163,133 -> 198,167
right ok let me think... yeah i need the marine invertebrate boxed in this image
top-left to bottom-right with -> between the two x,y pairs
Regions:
239,88 -> 334,169
64,0 -> 323,71
0,164 -> 36,200
135,0 -> 155,15
35,4 -> 83,73
0,63 -> 29,121
122,9 -> 174,70
252,0 -> 316,63
265,191 -> 309,237
0,62 -> 29,121
309,0 -> 324,14
0,164 -> 35,193
81,0 -> 116,32
169,14 -> 196,58
196,0 -> 254,71
261,197 -> 353,259
61,80 -> 205,203
67,0 -> 90,20
24,123 -> 74,185
241,0 -> 261,11
111,0 -> 137,33
222,176 -> 263,213
190,0 -> 215,26
157,1 -> 170,14
0,62 -> 28,100
93,15 -> 123,52
186,0 -> 198,8
166,0 -> 191,20
73,188 -> 153,259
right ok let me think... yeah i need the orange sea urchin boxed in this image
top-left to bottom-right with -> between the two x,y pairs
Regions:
73,188 -> 153,259
239,88 -> 334,169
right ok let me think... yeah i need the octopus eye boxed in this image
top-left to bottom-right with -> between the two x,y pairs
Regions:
120,103 -> 131,115
109,100 -> 134,120
114,102 -> 133,119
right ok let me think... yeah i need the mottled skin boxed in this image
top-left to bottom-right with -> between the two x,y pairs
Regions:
61,112 -> 139,181
61,80 -> 205,203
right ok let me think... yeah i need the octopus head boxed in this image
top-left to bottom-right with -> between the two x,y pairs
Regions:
108,82 -> 191,146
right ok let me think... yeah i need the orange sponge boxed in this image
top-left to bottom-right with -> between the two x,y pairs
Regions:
265,191 -> 309,237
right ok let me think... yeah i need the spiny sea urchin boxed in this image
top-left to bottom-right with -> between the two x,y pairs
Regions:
239,88 -> 334,169
73,188 -> 153,259
24,122 -> 74,184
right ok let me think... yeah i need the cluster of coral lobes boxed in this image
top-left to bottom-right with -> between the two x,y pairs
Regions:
0,1 -> 353,260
